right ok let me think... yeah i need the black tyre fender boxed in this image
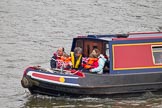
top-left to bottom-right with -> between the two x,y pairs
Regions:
21,77 -> 32,88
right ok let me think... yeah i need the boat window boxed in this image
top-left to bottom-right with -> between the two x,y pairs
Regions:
105,43 -> 109,56
76,40 -> 83,49
152,45 -> 162,64
83,40 -> 103,57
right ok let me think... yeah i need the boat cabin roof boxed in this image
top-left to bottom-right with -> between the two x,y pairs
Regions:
77,32 -> 162,41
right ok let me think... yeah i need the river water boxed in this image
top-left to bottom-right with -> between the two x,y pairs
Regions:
0,0 -> 162,107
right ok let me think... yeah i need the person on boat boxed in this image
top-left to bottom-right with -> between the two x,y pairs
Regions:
82,53 -> 98,70
83,48 -> 106,74
70,47 -> 83,70
50,47 -> 71,69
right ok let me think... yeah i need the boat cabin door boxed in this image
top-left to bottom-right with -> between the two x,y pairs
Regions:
84,40 -> 103,57
75,39 -> 108,57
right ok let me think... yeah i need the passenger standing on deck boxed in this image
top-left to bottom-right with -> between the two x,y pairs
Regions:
70,47 -> 83,70
87,48 -> 106,74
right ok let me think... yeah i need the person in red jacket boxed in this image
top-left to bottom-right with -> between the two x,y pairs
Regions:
82,48 -> 106,74
83,53 -> 99,69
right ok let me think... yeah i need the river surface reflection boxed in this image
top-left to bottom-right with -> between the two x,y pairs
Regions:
23,92 -> 162,108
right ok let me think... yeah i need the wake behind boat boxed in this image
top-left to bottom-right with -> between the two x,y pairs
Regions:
21,32 -> 162,97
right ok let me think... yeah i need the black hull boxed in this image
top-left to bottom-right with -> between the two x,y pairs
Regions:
28,83 -> 162,97
21,70 -> 162,97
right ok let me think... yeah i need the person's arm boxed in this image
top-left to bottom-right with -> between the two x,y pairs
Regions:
90,58 -> 105,73
50,53 -> 57,68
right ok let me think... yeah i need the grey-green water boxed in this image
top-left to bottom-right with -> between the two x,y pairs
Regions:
0,0 -> 162,107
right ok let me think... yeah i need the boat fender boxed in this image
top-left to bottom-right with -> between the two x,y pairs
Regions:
21,77 -> 32,88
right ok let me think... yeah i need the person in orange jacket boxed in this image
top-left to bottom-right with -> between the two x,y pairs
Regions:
59,54 -> 72,69
83,53 -> 99,69
83,48 -> 106,74
50,47 -> 71,69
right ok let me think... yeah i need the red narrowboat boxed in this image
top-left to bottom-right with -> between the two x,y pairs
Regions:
21,32 -> 162,96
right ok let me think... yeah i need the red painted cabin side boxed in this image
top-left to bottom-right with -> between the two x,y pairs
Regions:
110,35 -> 162,74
